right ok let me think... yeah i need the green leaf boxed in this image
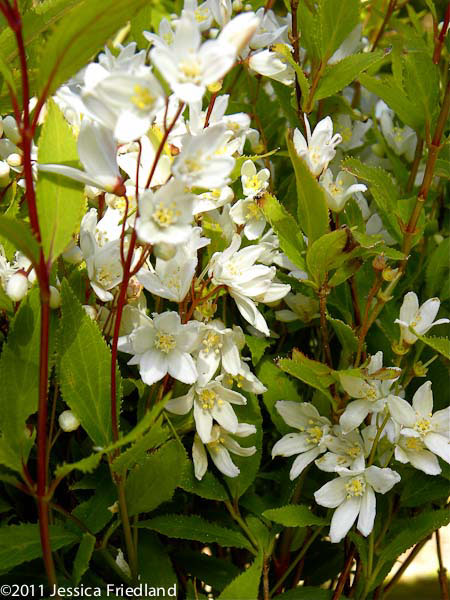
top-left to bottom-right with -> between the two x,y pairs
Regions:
402,51 -> 439,130
378,509 -> 450,564
0,289 -> 43,471
180,461 -> 229,501
327,316 -> 358,361
71,471 -> 116,534
59,280 -> 119,447
273,43 -> 310,102
418,335 -> 450,360
435,159 -> 450,180
0,523 -> 78,571
72,533 -> 96,585
126,440 -> 187,517
38,0 -> 148,97
315,52 -> 384,101
174,549 -> 239,592
111,422 -> 170,474
342,158 -> 401,241
306,229 -> 349,286
318,0 -> 360,59
260,193 -> 306,270
219,551 -> 263,600
426,238 -> 450,299
258,360 -> 300,434
0,215 -> 40,269
139,514 -> 253,551
36,99 -> 86,261
263,505 -> 327,527
287,134 -> 329,243
401,472 -> 450,507
273,588 -> 340,599
137,531 -> 177,590
55,452 -> 103,479
245,335 -> 274,367
278,350 -> 335,403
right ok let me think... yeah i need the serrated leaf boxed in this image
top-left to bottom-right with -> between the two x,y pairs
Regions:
179,463 -> 229,501
318,0 -> 360,59
219,550 -> 263,600
0,523 -> 78,571
245,335 -> 274,367
55,452 -> 103,479
36,99 -> 86,261
401,471 -> 450,507
328,316 -> 358,362
287,134 -> 329,243
126,440 -> 187,517
263,505 -> 327,527
71,470 -> 116,535
306,229 -> 349,286
111,421 -> 170,474
174,548 -> 240,592
342,158 -> 402,241
72,533 -> 96,585
426,238 -> 450,299
137,531 -> 177,590
378,509 -> 450,564
139,514 -> 253,551
418,335 -> 450,360
278,351 -> 335,403
59,280 -> 119,447
316,52 -> 384,100
0,215 -> 40,269
260,193 -> 306,270
38,0 -> 148,97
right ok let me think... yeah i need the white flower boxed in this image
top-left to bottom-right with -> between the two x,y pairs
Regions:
388,381 -> 450,469
315,426 -> 368,473
183,0 -> 213,31
192,422 -> 256,480
6,271 -> 29,302
135,179 -> 194,245
272,401 -> 332,480
151,13 -> 236,103
249,8 -> 286,50
229,198 -> 266,240
166,378 -> 247,442
395,292 -> 449,345
193,186 -> 234,214
248,49 -> 294,86
320,169 -> 367,213
328,24 -> 363,64
335,114 -> 372,151
275,292 -> 319,323
117,135 -> 171,190
38,120 -> 124,194
378,102 -> 417,162
209,234 -> 290,335
240,160 -> 270,198
196,320 -> 244,385
218,11 -> 261,54
222,359 -> 267,395
314,463 -> 400,543
173,125 -> 235,189
293,115 -> 342,177
339,352 -> 401,434
58,410 -> 80,432
118,311 -> 200,386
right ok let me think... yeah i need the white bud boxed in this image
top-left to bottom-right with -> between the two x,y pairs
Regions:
49,286 -> 61,309
2,116 -> 20,144
62,243 -> 83,264
83,305 -> 97,320
153,242 -> 176,261
6,272 -> 28,301
7,153 -> 22,168
232,0 -> 243,11
0,161 -> 10,187
58,410 -> 80,432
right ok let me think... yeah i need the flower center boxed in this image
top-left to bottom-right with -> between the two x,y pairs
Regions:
306,424 -> 324,445
179,59 -> 202,80
202,331 -> 222,354
131,85 -> 155,110
199,388 -> 223,410
246,175 -> 261,190
347,445 -> 361,458
245,201 -> 261,220
345,477 -> 366,498
97,265 -> 120,288
414,417 -> 431,436
405,436 -> 423,450
152,202 -> 180,228
154,332 -> 176,353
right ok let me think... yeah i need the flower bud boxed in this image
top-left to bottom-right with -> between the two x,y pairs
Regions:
49,286 -> 61,309
7,153 -> 22,168
58,410 -> 80,432
153,242 -> 176,260
382,266 -> 398,282
0,161 -> 10,187
62,243 -> 83,264
6,272 -> 28,301
372,255 -> 387,271
392,341 -> 410,356
413,361 -> 428,377
2,116 -> 20,144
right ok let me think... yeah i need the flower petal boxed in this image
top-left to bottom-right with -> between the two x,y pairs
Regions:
357,487 -> 376,537
329,497 -> 361,543
365,466 -> 401,493
192,434 -> 208,480
340,399 -> 370,433
168,349 -> 198,384
424,432 -> 450,464
412,381 -> 433,416
139,349 -> 168,386
290,447 -> 322,480
314,477 -> 347,508
272,433 -> 312,457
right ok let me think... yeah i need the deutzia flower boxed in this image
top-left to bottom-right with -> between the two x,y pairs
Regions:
377,102 -> 417,162
335,114 -> 372,151
222,358 -> 267,395
272,401 -> 332,480
196,320 -> 244,385
314,463 -> 401,543
275,292 -> 319,323
135,179 -> 194,245
229,197 -> 267,240
38,120 -> 125,195
150,13 -> 236,103
173,125 -> 235,189
209,234 -> 290,335
293,115 -> 342,177
388,381 -> 450,468
339,352 -> 401,434
118,311 -> 200,386
240,160 -> 270,198
315,426 -> 369,473
192,423 -> 256,480
395,292 -> 449,345
193,186 -> 234,214
320,169 -> 367,213
165,378 -> 247,442
248,49 -> 294,86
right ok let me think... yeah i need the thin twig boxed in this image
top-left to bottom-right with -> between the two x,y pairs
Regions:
371,0 -> 397,51
436,530 -> 449,600
383,536 -> 431,597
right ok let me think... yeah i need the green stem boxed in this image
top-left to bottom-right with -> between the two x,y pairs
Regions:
368,412 -> 390,466
116,478 -> 138,582
225,501 -> 258,554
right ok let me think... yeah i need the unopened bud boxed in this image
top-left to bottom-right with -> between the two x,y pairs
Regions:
413,361 -> 428,377
371,143 -> 384,158
49,286 -> 61,309
232,0 -> 243,10
0,160 -> 10,187
153,242 -> 176,261
127,277 -> 142,300
62,243 -> 83,264
382,266 -> 398,282
6,272 -> 28,301
7,153 -> 22,168
207,81 -> 222,93
2,116 -> 20,144
392,341 -> 410,356
372,255 -> 387,271
83,305 -> 97,320
58,410 -> 80,432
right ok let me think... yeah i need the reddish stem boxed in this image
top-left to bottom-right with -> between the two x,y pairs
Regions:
433,3 -> 450,64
